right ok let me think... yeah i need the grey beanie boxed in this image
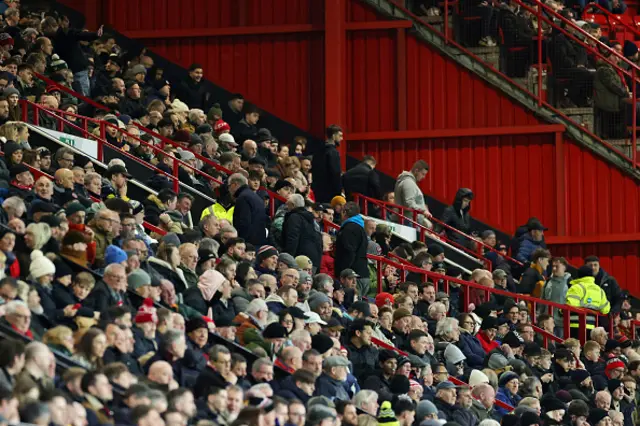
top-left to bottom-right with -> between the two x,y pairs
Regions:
308,292 -> 331,311
128,269 -> 151,290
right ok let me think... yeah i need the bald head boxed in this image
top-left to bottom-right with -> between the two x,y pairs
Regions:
242,140 -> 257,157
148,361 -> 174,385
281,346 -> 303,371
55,168 -> 74,189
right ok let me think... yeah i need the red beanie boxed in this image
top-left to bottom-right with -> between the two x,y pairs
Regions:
375,292 -> 394,308
135,312 -> 157,324
605,357 -> 625,376
0,33 -> 14,47
214,120 -> 230,134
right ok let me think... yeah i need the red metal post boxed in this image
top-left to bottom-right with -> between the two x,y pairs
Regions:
537,2 -> 542,106
633,67 -> 637,167
325,0 -> 346,170
20,100 -> 27,122
444,0 -> 449,44
172,160 -> 180,193
396,28 -> 407,131
377,259 -> 383,293
563,310 -> 570,342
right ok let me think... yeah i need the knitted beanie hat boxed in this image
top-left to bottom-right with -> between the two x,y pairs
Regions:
29,250 -> 56,279
377,401 -> 399,426
105,245 -> 127,265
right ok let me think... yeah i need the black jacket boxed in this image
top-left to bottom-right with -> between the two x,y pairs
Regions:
84,281 -> 132,313
548,31 -> 588,74
334,216 -> 369,279
48,28 -> 99,72
281,207 -> 323,269
51,281 -> 94,321
233,185 -> 267,246
119,96 -> 146,119
595,269 -> 623,312
498,6 -> 533,47
518,265 -> 544,295
275,375 -> 312,404
345,342 -> 379,383
311,142 -> 342,203
175,77 -> 211,111
342,161 -> 382,201
209,297 -> 238,326
182,287 -> 212,316
232,119 -> 258,145
193,366 -> 231,399
103,347 -> 144,377
440,188 -> 474,246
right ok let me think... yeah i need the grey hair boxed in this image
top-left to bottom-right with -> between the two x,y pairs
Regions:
479,420 -> 500,426
353,390 -> 378,409
312,274 -> 333,292
198,238 -> 218,252
208,344 -> 230,362
287,194 -> 305,209
289,329 -> 311,344
162,329 -> 185,350
84,172 -> 102,186
428,302 -> 446,317
435,317 -> 459,337
188,109 -> 204,122
104,263 -> 125,277
590,327 -> 607,341
251,357 -> 273,374
2,196 -> 25,214
107,158 -> 126,168
228,173 -> 248,187
5,300 -> 27,315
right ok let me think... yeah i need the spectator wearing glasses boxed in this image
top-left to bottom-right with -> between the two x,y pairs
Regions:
83,263 -> 131,312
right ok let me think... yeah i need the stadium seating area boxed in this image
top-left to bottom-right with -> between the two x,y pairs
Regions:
0,1 -> 636,426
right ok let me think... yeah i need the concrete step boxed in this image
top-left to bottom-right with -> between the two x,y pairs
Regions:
559,107 -> 594,132
466,46 -> 499,68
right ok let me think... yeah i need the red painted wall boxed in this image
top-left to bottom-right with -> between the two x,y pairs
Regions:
60,0 -> 640,293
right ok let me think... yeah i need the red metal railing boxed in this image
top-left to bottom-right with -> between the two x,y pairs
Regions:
353,192 -> 522,268
584,3 -> 640,42
388,0 -> 640,167
22,100 -> 219,197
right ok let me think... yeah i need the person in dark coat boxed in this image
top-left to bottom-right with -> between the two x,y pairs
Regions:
182,270 -> 227,317
42,17 -> 102,97
342,156 -> 383,202
83,265 -> 132,313
230,174 -> 267,246
547,14 -> 594,107
174,63 -> 211,111
193,346 -> 234,399
497,2 -> 534,78
118,82 -> 146,119
440,188 -> 474,247
314,356 -> 350,401
311,125 -> 343,203
275,369 -> 315,404
334,202 -> 370,299
281,197 -> 323,271
345,319 -> 379,383
585,255 -> 623,313
232,104 -> 260,145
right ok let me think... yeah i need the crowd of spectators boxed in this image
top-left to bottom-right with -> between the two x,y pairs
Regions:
0,4 -> 633,426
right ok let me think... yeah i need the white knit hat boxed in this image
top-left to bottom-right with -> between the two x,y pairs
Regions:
468,369 -> 490,388
29,250 -> 56,279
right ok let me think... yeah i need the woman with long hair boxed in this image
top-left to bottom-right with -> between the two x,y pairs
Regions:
148,243 -> 187,293
73,328 -> 108,370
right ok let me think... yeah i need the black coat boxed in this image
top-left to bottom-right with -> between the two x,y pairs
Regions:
51,282 -> 94,319
549,32 -> 588,74
233,185 -> 267,246
334,217 -> 369,279
182,287 -> 212,316
119,96 -> 146,119
595,269 -> 623,312
103,347 -> 144,377
276,375 -> 312,404
193,366 -> 231,399
345,342 -> 379,383
83,281 -> 132,313
342,162 -> 382,201
175,77 -> 211,111
311,142 -> 342,203
498,6 -> 533,47
48,28 -> 99,72
209,297 -> 238,326
232,119 -> 257,145
440,188 -> 474,247
281,207 -> 323,269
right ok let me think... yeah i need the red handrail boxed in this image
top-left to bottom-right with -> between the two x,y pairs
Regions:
354,192 -> 522,267
584,3 -> 640,42
386,0 -> 640,167
22,100 -> 207,195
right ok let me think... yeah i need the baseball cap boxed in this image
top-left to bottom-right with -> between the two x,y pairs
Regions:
340,269 -> 359,279
304,311 -> 327,325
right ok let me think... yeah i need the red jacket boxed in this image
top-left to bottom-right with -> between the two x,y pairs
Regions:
476,330 -> 500,353
320,253 -> 335,277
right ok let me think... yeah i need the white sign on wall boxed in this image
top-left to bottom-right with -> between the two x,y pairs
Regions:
35,126 -> 99,159
363,215 -> 417,242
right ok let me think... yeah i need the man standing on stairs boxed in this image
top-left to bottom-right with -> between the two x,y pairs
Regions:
229,173 -> 267,247
312,125 -> 344,203
394,160 -> 433,228
584,255 -> 623,314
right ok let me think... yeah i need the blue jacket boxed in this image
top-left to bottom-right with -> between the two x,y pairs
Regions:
315,373 -> 350,401
276,375 -> 312,404
232,185 -> 268,246
457,332 -> 485,369
495,387 -> 522,419
515,234 -> 546,263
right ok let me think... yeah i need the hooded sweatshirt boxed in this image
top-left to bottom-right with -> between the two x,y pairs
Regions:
394,171 -> 426,212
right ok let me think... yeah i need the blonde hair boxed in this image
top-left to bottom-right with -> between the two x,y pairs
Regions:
0,122 -> 19,141
43,325 -> 74,347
